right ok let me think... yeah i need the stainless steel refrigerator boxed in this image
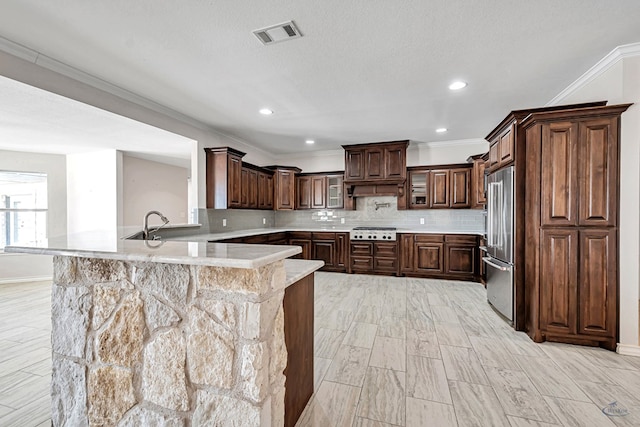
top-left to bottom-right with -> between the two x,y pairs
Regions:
483,165 -> 515,322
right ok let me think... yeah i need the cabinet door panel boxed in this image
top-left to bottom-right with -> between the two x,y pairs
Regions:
489,142 -> 499,169
450,167 -> 471,208
311,176 -> 326,209
335,233 -> 349,270
313,240 -> 335,269
414,243 -> 444,273
276,170 -> 296,210
541,122 -> 578,226
289,239 -> 311,260
409,171 -> 429,208
446,245 -> 475,275
579,229 -> 616,337
399,234 -> 414,273
258,172 -> 267,209
266,175 -> 274,209
248,169 -> 258,209
345,150 -> 365,180
473,159 -> 486,208
365,148 -> 384,180
228,156 -> 242,208
384,146 -> 405,179
240,167 -> 250,208
429,170 -> 450,208
578,118 -> 618,227
540,229 -> 578,335
296,176 -> 312,210
499,124 -> 515,166
351,242 -> 373,256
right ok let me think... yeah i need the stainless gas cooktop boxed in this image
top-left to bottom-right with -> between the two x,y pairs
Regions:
350,227 -> 397,241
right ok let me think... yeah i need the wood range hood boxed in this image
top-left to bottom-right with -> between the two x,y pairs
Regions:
342,140 -> 409,199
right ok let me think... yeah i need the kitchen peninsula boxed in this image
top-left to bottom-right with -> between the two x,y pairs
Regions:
6,234 -> 322,426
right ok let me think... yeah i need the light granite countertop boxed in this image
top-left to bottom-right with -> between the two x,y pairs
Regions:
167,227 -> 483,242
5,230 -> 302,269
283,259 -> 325,286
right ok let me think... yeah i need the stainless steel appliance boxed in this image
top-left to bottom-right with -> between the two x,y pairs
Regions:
483,166 -> 515,322
349,226 -> 397,241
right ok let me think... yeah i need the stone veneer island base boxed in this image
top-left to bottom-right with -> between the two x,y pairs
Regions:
37,246 -> 320,426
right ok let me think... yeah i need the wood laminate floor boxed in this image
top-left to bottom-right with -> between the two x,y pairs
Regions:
1,275 -> 639,426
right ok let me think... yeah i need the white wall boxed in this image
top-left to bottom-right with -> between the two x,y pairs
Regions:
122,155 -> 189,227
0,49 -> 276,213
279,139 -> 489,173
67,150 -> 121,235
549,51 -> 640,351
0,150 -> 66,283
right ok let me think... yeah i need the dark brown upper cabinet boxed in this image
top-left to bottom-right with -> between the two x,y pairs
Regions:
407,164 -> 472,209
296,173 -> 344,210
267,166 -> 301,211
205,147 -> 245,209
342,140 -> 409,185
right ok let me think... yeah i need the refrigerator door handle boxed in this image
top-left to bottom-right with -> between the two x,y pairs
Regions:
483,256 -> 510,271
487,183 -> 494,247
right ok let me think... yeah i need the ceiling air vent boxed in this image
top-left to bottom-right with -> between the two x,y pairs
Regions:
253,21 -> 302,45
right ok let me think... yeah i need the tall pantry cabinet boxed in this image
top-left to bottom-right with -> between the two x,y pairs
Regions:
522,104 -> 630,351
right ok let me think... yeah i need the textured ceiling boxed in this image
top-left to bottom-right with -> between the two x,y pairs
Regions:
1,0 -> 640,156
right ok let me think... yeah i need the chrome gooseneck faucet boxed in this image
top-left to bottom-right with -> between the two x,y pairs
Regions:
143,211 -> 170,240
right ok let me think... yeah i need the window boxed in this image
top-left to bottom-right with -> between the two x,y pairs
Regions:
0,171 -> 48,251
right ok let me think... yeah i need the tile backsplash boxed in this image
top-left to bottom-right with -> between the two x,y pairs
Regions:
195,196 -> 485,233
275,196 -> 486,232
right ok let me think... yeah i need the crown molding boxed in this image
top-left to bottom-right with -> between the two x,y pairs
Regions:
277,148 -> 344,160
420,138 -> 488,148
0,36 -> 274,160
547,42 -> 640,106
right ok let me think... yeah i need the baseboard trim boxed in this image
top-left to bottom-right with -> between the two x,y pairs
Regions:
617,343 -> 640,357
0,276 -> 52,285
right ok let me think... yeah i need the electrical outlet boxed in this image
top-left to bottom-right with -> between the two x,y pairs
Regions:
340,218 -> 345,224
420,218 -> 425,225
222,219 -> 227,227
262,218 -> 266,225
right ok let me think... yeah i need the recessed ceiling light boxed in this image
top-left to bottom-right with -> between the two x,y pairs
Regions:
305,140 -> 315,144
448,81 -> 467,90
259,108 -> 274,115
436,128 -> 448,133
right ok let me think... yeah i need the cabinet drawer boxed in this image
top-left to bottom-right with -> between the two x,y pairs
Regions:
312,232 -> 336,240
351,256 -> 373,270
414,234 -> 444,243
289,231 -> 312,239
374,243 -> 398,257
374,257 -> 397,271
351,243 -> 373,256
445,234 -> 477,244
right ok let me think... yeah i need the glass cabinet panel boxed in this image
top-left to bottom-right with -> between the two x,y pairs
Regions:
410,172 -> 428,206
326,176 -> 344,209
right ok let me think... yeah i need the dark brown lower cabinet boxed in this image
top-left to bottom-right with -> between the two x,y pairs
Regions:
288,231 -> 312,260
312,233 -> 336,270
283,273 -> 314,427
399,233 -> 479,281
350,241 -> 398,275
538,228 -> 617,349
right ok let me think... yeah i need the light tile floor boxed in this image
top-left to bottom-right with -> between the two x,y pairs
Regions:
0,280 -> 52,427
298,272 -> 640,427
1,275 -> 640,427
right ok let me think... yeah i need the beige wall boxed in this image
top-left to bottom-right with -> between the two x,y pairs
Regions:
550,53 -> 640,350
0,150 -> 67,283
122,155 -> 189,227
